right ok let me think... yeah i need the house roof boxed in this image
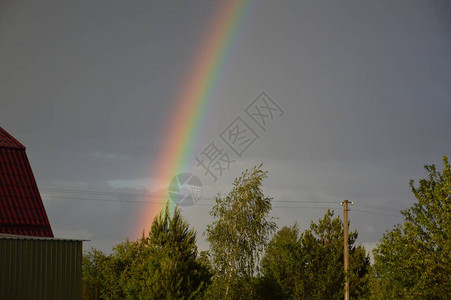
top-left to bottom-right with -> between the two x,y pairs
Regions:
0,127 -> 53,237
0,127 -> 25,149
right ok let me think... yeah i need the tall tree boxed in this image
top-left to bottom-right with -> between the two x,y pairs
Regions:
82,205 -> 211,300
205,165 -> 276,299
259,225 -> 305,299
260,210 -> 370,299
139,204 -> 211,299
372,156 -> 451,299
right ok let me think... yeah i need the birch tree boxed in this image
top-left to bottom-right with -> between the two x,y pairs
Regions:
205,165 -> 276,299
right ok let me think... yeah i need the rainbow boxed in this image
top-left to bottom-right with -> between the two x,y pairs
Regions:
135,0 -> 250,236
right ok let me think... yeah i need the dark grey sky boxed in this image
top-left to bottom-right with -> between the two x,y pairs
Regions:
1,0 -> 450,253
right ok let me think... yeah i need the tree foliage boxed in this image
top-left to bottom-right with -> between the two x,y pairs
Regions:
258,225 -> 304,299
205,165 -> 276,299
144,204 -> 211,299
372,156 -> 451,299
82,205 -> 211,299
81,158 -> 451,299
82,248 -> 111,299
260,210 -> 370,299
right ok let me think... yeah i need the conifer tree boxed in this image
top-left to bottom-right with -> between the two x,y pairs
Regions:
140,204 -> 211,299
260,210 -> 370,299
82,205 -> 211,299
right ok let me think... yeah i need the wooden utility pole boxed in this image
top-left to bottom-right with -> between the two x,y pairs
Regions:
342,200 -> 352,300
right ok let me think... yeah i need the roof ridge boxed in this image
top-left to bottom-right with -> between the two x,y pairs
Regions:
0,127 -> 26,149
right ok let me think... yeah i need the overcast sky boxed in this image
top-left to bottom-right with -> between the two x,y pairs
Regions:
1,0 -> 450,254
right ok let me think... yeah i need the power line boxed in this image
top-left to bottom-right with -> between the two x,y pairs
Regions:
40,187 -> 405,216
39,187 -> 333,203
42,195 -> 167,204
41,187 -> 337,204
352,208 -> 402,218
40,187 -> 405,207
40,188 -> 153,198
42,195 -> 337,209
42,195 -> 405,216
354,202 -> 402,213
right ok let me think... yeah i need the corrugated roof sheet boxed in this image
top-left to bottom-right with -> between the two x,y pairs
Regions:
0,126 -> 53,237
0,233 -> 86,241
0,127 -> 25,149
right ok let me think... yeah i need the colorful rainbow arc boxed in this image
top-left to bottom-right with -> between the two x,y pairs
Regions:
135,0 -> 250,236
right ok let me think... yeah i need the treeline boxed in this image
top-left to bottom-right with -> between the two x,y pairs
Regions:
82,157 -> 450,299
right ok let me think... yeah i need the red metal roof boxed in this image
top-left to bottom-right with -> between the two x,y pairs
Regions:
0,127 -> 53,237
0,127 -> 25,149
